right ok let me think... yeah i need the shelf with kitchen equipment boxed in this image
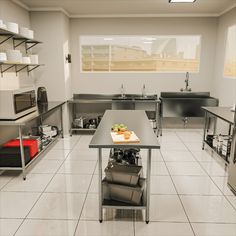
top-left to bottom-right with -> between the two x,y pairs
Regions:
202,106 -> 235,164
0,101 -> 65,180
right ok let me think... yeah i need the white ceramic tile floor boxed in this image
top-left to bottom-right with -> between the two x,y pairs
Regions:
45,174 -> 92,193
75,220 -> 134,236
29,159 -> 63,174
0,219 -> 23,236
200,162 -> 228,177
0,192 -> 40,218
166,162 -> 207,176
151,176 -> 177,194
172,176 -> 222,195
211,176 -> 235,196
149,195 -> 188,222
181,195 -> 236,223
27,193 -> 86,220
227,196 -> 236,209
1,173 -> 53,192
43,149 -> 71,160
161,150 -> 196,162
0,129 -> 235,236
191,150 -> 217,162
15,219 -> 77,236
135,222 -> 194,236
192,223 -> 236,236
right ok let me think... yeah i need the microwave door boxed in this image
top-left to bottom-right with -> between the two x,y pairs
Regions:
14,93 -> 32,114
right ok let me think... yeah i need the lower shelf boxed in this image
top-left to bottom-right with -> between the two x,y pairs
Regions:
102,199 -> 146,210
71,128 -> 97,131
204,140 -> 229,163
0,135 -> 60,170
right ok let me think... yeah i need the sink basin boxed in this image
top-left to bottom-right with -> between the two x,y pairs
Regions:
134,96 -> 157,100
112,97 -> 133,101
160,92 -> 210,99
160,91 -> 219,118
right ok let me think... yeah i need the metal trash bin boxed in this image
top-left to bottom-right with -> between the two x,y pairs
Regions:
103,178 -> 145,205
105,163 -> 142,186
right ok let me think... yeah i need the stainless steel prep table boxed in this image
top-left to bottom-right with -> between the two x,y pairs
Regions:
67,94 -> 160,135
0,101 -> 65,179
202,106 -> 235,163
89,110 -> 160,223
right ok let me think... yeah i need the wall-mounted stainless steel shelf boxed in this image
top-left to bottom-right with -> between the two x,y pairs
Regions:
0,62 -> 44,76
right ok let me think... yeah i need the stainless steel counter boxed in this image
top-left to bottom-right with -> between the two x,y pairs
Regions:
202,106 -> 235,125
0,101 -> 66,126
89,110 -> 160,223
202,106 -> 235,163
68,94 -> 160,136
89,110 -> 160,149
0,101 -> 65,180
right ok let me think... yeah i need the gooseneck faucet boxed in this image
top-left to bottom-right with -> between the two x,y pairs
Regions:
180,72 -> 192,92
121,84 -> 125,98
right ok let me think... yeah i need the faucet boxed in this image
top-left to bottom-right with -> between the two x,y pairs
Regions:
180,72 -> 192,92
142,84 -> 147,98
121,84 -> 125,98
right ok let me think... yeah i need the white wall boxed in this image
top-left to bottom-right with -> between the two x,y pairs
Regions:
30,11 -> 72,133
70,17 -> 218,95
30,11 -> 72,101
213,7 -> 236,106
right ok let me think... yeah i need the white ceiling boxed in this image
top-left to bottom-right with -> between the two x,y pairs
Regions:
14,0 -> 236,17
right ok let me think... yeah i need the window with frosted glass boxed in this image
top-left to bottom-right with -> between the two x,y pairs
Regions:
80,36 -> 201,73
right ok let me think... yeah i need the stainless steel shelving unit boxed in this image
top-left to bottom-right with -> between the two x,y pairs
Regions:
0,101 -> 65,180
89,110 -> 160,223
202,106 -> 235,163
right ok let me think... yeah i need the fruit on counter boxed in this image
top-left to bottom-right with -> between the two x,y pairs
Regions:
111,124 -> 127,132
124,131 -> 132,139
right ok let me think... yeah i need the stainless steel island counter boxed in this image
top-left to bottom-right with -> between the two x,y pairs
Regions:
89,110 -> 160,223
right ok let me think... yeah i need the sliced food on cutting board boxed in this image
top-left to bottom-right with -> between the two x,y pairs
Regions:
110,131 -> 140,143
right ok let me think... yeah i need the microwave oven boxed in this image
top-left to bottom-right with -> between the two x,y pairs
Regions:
0,87 -> 37,120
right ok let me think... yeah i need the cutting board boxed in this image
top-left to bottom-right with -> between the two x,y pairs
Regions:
110,131 -> 140,144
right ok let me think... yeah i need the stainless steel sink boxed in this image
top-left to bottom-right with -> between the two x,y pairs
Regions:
160,92 -> 219,118
160,92 -> 211,98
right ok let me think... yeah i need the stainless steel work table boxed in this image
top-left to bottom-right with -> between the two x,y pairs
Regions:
89,110 -> 160,223
0,101 -> 65,179
68,94 -> 161,136
202,106 -> 235,163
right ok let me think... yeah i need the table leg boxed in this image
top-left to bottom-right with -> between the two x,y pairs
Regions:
146,149 -> 151,224
213,117 -> 217,135
19,126 -> 26,180
202,112 -> 208,150
98,148 -> 103,222
228,124 -> 232,136
159,103 -> 163,136
60,106 -> 64,138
